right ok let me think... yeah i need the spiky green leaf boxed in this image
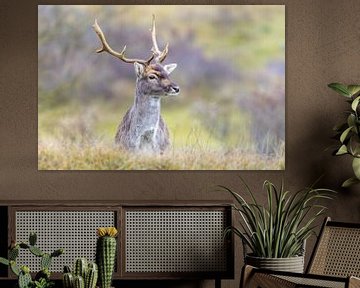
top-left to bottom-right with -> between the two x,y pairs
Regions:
328,83 -> 351,97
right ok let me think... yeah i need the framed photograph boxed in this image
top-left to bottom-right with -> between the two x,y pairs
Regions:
38,5 -> 285,170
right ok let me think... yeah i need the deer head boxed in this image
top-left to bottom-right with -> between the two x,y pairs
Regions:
92,15 -> 180,98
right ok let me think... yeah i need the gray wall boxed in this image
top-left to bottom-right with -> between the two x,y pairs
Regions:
1,1 -> 359,287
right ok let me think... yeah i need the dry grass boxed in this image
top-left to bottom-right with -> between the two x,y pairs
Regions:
38,142 -> 284,170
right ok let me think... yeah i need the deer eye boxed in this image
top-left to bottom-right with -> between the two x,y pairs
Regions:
148,74 -> 158,80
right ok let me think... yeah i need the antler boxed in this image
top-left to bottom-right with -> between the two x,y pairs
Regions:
150,14 -> 169,63
92,19 -> 154,65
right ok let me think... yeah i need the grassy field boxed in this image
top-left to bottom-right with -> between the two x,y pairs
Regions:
38,143 -> 284,170
38,103 -> 284,170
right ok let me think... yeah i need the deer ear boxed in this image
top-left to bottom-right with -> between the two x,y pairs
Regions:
134,62 -> 145,77
163,63 -> 177,75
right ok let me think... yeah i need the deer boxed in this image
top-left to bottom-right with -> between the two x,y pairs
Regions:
92,16 -> 180,154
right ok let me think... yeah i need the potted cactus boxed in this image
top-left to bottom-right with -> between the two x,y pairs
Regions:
96,227 -> 118,288
62,258 -> 98,288
0,232 -> 63,288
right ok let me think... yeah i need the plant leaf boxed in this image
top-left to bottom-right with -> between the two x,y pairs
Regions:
352,157 -> 360,179
351,96 -> 360,111
0,257 -> 9,266
340,126 -> 353,143
336,145 -> 348,155
328,83 -> 351,97
347,114 -> 356,128
342,177 -> 360,188
347,85 -> 360,96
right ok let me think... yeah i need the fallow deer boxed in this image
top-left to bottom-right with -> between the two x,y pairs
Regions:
93,16 -> 179,154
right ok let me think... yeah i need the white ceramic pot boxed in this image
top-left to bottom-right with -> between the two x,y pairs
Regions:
245,254 -> 305,273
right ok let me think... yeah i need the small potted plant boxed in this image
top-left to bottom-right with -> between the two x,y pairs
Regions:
221,179 -> 334,273
62,258 -> 98,288
0,232 -> 64,288
328,83 -> 360,187
96,227 -> 118,288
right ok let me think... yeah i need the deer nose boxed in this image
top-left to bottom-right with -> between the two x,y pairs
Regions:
172,85 -> 180,94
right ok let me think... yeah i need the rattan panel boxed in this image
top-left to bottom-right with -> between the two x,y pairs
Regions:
277,275 -> 345,288
310,226 -> 360,277
125,210 -> 227,273
15,211 -> 115,272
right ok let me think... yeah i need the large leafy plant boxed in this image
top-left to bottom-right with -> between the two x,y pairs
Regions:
328,83 -> 360,187
222,179 -> 334,258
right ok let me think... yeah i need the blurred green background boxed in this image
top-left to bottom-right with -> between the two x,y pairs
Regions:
38,5 -> 285,170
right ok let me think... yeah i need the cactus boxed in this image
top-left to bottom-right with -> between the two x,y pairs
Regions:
29,245 -> 44,257
74,275 -> 85,288
63,260 -> 98,288
18,267 -> 32,288
96,227 -> 118,288
29,232 -> 37,246
51,248 -> 64,258
35,268 -> 51,281
10,260 -> 21,276
64,265 -> 72,273
41,253 -> 52,270
85,263 -> 98,288
19,243 -> 30,249
63,272 -> 74,288
74,258 -> 88,279
9,246 -> 19,260
0,232 -> 64,288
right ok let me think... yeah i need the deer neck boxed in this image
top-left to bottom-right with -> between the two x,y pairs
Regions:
133,89 -> 161,130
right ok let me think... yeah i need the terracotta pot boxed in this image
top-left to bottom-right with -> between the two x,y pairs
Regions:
245,254 -> 305,273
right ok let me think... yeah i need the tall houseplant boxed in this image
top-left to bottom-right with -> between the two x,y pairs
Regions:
222,179 -> 334,272
328,83 -> 360,187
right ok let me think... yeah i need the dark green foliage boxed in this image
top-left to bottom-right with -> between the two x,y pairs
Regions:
329,83 -> 360,187
96,236 -> 116,288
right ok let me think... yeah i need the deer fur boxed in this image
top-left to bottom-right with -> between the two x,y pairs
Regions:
115,63 -> 179,153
